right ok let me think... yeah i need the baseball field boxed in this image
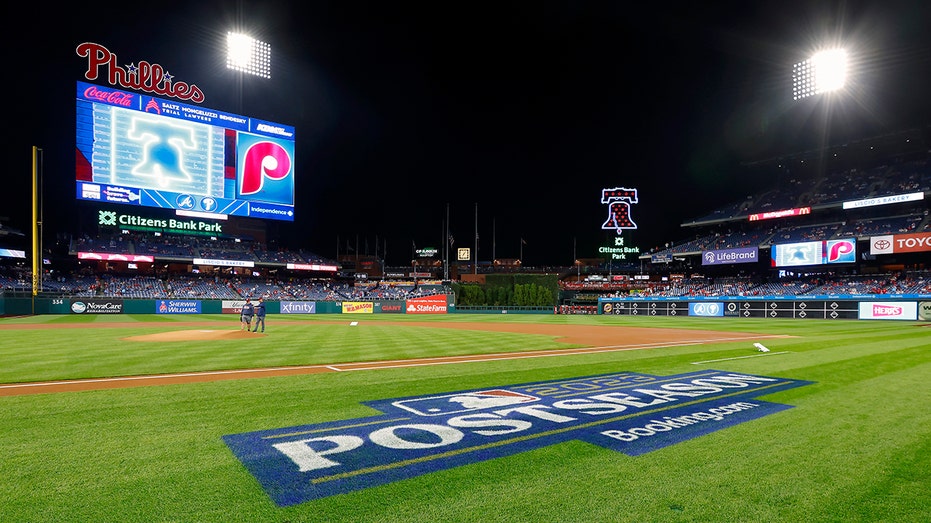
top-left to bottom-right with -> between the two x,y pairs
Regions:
1,313 -> 929,522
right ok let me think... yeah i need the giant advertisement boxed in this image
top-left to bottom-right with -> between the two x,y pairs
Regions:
75,81 -> 296,221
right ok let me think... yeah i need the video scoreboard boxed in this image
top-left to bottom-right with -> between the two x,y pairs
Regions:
75,81 -> 296,221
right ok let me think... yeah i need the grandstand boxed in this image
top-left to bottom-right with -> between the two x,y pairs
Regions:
1,127 -> 930,308
645,127 -> 930,271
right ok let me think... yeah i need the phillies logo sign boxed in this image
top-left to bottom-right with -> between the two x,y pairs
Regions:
824,239 -> 856,264
237,133 -> 294,205
76,42 -> 205,103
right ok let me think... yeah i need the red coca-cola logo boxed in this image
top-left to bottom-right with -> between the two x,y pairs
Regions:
76,42 -> 205,103
82,85 -> 134,106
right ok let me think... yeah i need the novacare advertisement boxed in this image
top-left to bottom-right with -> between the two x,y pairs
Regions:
70,299 -> 124,314
223,370 -> 812,506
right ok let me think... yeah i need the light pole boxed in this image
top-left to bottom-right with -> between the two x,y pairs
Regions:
226,31 -> 272,113
792,49 -> 848,178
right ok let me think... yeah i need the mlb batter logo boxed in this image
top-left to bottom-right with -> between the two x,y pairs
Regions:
393,389 -> 539,416
237,132 -> 294,205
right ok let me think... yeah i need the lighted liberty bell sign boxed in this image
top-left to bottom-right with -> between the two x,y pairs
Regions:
601,187 -> 638,234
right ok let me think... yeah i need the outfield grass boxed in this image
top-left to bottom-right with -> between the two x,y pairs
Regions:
1,314 -> 929,522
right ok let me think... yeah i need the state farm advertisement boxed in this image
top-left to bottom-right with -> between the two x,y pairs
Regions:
869,232 -> 931,255
857,302 -> 917,320
406,295 -> 448,314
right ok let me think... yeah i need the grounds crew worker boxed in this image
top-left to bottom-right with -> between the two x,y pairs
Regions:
240,298 -> 254,331
252,297 -> 266,333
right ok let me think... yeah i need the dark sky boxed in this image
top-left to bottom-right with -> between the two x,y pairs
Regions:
7,1 -> 931,266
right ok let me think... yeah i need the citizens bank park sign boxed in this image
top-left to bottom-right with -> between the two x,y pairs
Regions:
223,370 -> 812,506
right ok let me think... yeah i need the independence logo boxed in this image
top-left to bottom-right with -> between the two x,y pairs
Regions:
223,370 -> 812,506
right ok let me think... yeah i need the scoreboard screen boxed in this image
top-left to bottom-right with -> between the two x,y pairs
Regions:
75,81 -> 295,221
770,239 -> 856,267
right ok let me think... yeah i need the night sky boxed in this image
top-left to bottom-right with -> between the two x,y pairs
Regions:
7,1 -> 931,266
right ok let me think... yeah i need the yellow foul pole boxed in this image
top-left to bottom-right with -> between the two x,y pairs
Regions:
31,146 -> 39,299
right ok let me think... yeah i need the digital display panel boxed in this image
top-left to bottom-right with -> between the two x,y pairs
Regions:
770,239 -> 856,267
75,81 -> 295,221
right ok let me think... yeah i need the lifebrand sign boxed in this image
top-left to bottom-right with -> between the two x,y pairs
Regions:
223,370 -> 813,506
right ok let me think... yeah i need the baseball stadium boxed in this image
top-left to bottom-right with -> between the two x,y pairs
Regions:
3,3 -> 930,522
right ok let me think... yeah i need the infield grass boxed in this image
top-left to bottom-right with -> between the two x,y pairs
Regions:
1,313 -> 929,522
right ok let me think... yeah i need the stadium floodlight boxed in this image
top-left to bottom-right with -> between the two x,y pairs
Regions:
792,49 -> 847,100
227,32 -> 271,79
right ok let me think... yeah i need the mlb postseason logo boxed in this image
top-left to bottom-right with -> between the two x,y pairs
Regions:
223,370 -> 812,506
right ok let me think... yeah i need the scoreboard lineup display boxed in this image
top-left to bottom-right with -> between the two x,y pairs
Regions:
599,298 -> 921,320
75,81 -> 296,221
600,300 -> 860,319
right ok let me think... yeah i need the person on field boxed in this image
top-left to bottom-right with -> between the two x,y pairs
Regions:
240,298 -> 254,331
252,297 -> 266,333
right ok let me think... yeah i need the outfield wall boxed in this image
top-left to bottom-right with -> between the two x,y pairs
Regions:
0,296 -> 442,316
3,295 -> 930,321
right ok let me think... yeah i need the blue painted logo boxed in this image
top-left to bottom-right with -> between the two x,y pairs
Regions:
223,370 -> 812,506
689,302 -> 724,316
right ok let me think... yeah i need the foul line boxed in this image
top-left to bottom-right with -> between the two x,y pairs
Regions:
0,334 -> 789,395
691,351 -> 791,364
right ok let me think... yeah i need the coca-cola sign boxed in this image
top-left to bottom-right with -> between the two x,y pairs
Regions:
76,42 -> 205,103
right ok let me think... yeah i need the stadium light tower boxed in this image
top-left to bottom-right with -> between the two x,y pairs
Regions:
792,49 -> 847,101
226,32 -> 271,114
226,32 -> 271,79
791,48 -> 849,179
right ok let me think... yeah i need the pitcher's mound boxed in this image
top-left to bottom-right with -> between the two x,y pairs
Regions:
125,330 -> 263,342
